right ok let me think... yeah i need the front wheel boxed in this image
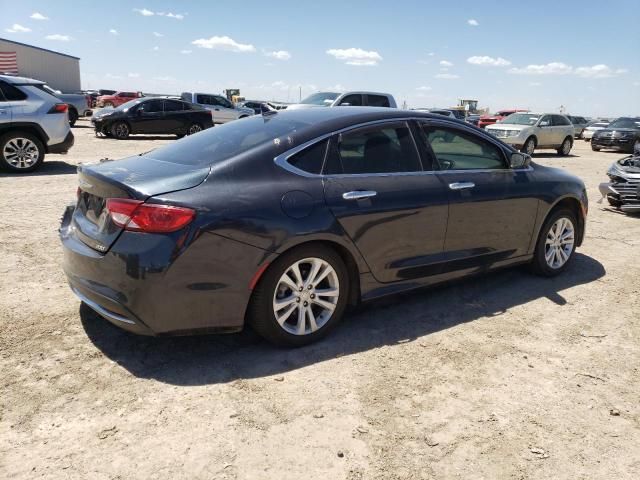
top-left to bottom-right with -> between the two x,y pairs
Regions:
530,209 -> 577,277
248,245 -> 349,347
557,136 -> 573,156
111,121 -> 130,140
521,137 -> 536,155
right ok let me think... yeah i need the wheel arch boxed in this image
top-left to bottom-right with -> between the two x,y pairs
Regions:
0,123 -> 50,151
533,195 -> 585,251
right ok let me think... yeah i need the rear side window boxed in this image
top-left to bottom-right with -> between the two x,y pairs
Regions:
287,140 -> 328,174
367,95 -> 390,107
335,124 -> 422,174
0,81 -> 27,101
164,100 -> 184,111
423,126 -> 505,170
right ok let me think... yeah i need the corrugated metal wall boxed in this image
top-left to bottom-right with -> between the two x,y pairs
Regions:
0,39 -> 81,93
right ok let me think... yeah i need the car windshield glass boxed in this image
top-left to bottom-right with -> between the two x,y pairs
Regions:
589,122 -> 608,128
300,92 -> 340,106
114,99 -> 144,112
147,115 -> 313,166
500,114 -> 539,125
608,118 -> 640,129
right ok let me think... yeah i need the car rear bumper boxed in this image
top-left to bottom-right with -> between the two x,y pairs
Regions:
48,131 -> 75,154
59,205 -> 268,336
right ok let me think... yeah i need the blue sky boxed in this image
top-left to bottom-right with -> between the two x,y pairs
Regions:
2,0 -> 639,116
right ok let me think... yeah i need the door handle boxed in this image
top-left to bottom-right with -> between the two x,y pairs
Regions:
449,182 -> 475,190
342,190 -> 377,200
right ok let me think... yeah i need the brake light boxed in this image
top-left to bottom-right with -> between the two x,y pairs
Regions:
48,103 -> 68,114
106,199 -> 195,233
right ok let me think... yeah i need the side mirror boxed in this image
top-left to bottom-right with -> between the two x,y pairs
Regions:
510,152 -> 531,169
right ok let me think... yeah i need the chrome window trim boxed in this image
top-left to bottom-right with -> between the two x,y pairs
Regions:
273,117 -> 534,178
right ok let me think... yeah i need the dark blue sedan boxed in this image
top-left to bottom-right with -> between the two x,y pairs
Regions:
60,107 -> 588,346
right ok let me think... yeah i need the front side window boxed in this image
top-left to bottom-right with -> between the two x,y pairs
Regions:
196,94 -> 212,105
334,124 -> 422,174
138,99 -> 163,113
423,126 -> 505,170
287,140 -> 328,174
338,94 -> 362,106
214,96 -> 233,108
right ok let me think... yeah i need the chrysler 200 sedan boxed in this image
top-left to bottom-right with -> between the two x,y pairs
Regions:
60,108 -> 588,346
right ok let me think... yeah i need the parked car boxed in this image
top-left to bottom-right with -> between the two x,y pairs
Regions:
96,91 -> 143,108
466,114 -> 480,126
582,120 -> 609,141
0,74 -> 74,172
599,149 -> 640,213
91,97 -> 213,139
180,92 -> 254,124
237,100 -> 279,115
60,107 -> 587,346
37,84 -> 92,126
478,109 -> 528,129
486,113 -> 574,156
591,117 -> 640,153
566,115 -> 589,138
286,91 -> 397,109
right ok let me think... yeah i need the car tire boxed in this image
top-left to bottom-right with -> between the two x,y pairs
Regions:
0,131 -> 45,173
111,121 -> 130,140
606,197 -> 622,208
530,208 -> 578,277
557,136 -> 573,156
248,244 -> 350,347
630,139 -> 640,154
186,123 -> 202,136
521,137 -> 536,155
68,108 -> 78,127
591,144 -> 601,151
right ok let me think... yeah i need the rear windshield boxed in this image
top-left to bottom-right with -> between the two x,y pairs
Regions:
147,114 -> 313,166
501,114 -> 539,125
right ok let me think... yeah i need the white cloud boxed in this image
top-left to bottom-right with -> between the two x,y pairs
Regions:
468,19 -> 479,26
574,64 -> 627,78
467,55 -> 511,67
272,81 -> 289,91
325,84 -> 346,92
106,73 -> 123,79
153,31 -> 164,37
529,82 -> 542,87
164,13 -> 184,20
265,50 -> 291,61
439,60 -> 453,67
109,29 -> 118,35
416,86 -> 432,91
153,75 -> 175,81
30,12 -> 49,21
133,8 -> 154,16
428,52 -> 435,56
192,35 -> 256,52
326,47 -> 382,66
508,62 -> 572,75
5,24 -> 31,33
180,49 -> 192,54
634,81 -> 640,87
128,72 -> 140,78
435,73 -> 459,79
153,46 -> 159,51
45,34 -> 71,41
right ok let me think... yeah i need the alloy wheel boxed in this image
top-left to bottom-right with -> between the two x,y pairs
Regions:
524,139 -> 535,155
272,257 -> 340,335
3,137 -> 40,169
544,217 -> 575,269
562,138 -> 572,155
114,123 -> 129,139
188,124 -> 202,135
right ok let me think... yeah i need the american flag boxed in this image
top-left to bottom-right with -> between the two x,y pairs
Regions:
0,52 -> 18,74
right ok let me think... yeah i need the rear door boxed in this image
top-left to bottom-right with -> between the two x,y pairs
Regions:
323,120 -> 449,283
419,120 -> 538,270
162,100 -> 187,132
552,115 -> 572,143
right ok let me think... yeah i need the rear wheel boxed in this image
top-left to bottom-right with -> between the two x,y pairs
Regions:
248,245 -> 349,347
521,137 -> 536,155
591,144 -> 601,151
530,208 -> 577,277
557,136 -> 573,156
0,131 -> 45,173
111,121 -> 130,140
187,123 -> 202,135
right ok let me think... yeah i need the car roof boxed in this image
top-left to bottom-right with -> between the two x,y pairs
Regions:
0,74 -> 45,85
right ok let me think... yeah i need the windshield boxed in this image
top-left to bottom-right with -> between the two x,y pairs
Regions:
148,114 -> 314,166
300,92 -> 340,106
500,113 -> 540,125
608,118 -> 640,129
114,99 -> 144,112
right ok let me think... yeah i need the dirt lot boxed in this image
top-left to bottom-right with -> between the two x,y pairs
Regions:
1,120 -> 639,479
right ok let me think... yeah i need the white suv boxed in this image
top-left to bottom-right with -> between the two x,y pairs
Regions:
486,113 -> 574,156
0,75 -> 74,172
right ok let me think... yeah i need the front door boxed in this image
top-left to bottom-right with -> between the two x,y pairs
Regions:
133,99 -> 165,134
419,121 -> 539,272
323,121 -> 449,283
536,114 -> 555,146
212,95 -> 236,123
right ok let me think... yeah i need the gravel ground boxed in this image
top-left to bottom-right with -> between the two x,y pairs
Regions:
1,120 -> 639,479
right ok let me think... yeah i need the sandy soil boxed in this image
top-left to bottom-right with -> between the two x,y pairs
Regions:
1,121 -> 639,479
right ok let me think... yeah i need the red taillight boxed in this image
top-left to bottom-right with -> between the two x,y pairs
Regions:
85,95 -> 91,108
106,199 -> 195,233
48,103 -> 68,114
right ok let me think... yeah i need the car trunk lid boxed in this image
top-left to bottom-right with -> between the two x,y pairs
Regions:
72,155 -> 209,252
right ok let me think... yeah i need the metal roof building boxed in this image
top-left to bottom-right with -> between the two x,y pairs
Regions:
0,37 -> 81,93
